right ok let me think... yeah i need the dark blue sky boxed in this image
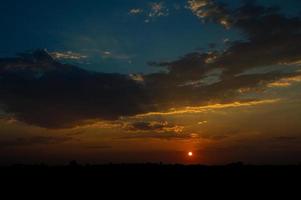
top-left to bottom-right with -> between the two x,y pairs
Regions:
1,0 -> 300,73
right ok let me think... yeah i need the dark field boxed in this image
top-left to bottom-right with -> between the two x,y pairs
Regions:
1,163 -> 300,195
2,162 -> 301,181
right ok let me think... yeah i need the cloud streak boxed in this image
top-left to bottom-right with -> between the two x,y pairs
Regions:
135,99 -> 280,117
50,51 -> 88,61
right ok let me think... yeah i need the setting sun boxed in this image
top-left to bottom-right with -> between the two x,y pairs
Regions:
188,152 -> 193,157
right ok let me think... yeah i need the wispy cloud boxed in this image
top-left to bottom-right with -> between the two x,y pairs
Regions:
135,99 -> 281,117
129,1 -> 169,23
268,75 -> 301,88
101,51 -> 133,61
50,51 -> 88,61
149,2 -> 169,18
129,8 -> 143,15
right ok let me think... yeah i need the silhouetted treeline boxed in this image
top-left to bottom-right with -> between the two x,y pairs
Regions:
1,162 -> 301,193
1,162 -> 301,180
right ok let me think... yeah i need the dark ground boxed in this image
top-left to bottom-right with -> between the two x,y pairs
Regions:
1,162 -> 300,195
1,162 -> 301,181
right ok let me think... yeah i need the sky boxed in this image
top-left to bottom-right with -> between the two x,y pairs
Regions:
0,0 -> 301,165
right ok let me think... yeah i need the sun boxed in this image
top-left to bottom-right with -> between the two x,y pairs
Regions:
188,151 -> 193,157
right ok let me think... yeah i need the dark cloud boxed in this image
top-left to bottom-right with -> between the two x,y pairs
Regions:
187,0 -> 232,28
86,145 -> 112,149
118,132 -> 192,141
148,52 -> 216,83
216,3 -> 301,78
147,1 -> 301,104
274,136 -> 300,141
0,136 -> 72,148
0,50 -> 152,128
154,2 -> 301,79
125,121 -> 184,133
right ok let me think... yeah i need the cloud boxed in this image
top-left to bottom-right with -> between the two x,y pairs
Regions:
86,145 -> 112,149
149,2 -> 169,18
100,51 -> 133,62
0,50 -> 151,129
267,75 -> 301,88
274,136 -> 300,141
1,2 -> 301,129
147,2 -> 301,106
129,8 -> 143,15
125,121 -> 184,133
118,132 -> 193,141
154,2 -> 301,79
0,49 -> 296,129
50,51 -> 88,61
198,120 -> 208,125
0,49 -> 58,71
184,1 -> 301,79
129,2 -> 169,23
187,0 -> 232,28
129,74 -> 145,83
0,136 -> 72,149
135,99 -> 280,117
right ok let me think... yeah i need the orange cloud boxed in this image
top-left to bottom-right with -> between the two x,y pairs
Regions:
268,75 -> 301,88
135,99 -> 280,117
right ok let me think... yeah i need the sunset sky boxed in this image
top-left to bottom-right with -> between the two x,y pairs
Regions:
0,0 -> 301,165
